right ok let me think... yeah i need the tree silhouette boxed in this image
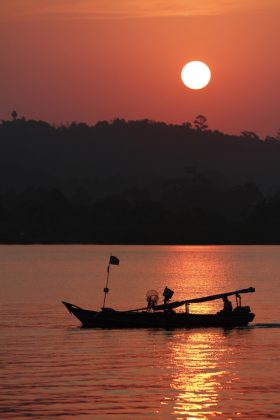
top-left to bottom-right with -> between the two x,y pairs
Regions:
182,121 -> 192,129
193,115 -> 208,131
241,131 -> 259,140
11,110 -> 18,121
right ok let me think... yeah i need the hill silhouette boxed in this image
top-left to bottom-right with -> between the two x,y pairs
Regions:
1,116 -> 280,244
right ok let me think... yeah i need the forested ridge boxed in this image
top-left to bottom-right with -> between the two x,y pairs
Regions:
1,116 -> 280,244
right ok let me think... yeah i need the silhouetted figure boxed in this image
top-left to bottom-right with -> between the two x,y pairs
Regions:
222,296 -> 233,313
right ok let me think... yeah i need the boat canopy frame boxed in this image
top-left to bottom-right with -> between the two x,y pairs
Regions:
125,287 -> 255,313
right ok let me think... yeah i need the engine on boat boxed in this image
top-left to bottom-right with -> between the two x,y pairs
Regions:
163,286 -> 174,301
233,305 -> 251,314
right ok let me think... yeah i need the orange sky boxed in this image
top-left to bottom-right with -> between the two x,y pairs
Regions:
0,1 -> 279,137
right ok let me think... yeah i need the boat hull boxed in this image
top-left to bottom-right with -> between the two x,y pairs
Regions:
62,302 -> 255,329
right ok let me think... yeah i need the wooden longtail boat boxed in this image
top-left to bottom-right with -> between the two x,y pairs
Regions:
62,255 -> 255,329
62,287 -> 255,329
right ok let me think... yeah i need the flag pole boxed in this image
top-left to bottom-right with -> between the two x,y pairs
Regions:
102,256 -> 111,309
102,255 -> 119,310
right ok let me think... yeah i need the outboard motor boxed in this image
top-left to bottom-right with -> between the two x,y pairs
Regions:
233,305 -> 251,314
163,287 -> 175,313
233,293 -> 252,314
163,286 -> 174,302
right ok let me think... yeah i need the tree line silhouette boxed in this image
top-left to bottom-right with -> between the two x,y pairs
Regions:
1,115 -> 280,244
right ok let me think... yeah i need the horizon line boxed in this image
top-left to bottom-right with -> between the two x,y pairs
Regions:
2,115 -> 278,140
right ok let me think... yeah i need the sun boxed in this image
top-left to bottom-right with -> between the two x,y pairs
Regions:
181,61 -> 211,90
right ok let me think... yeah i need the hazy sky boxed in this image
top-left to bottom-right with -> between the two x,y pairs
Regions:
0,0 -> 279,136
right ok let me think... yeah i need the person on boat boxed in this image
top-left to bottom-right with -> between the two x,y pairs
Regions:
222,296 -> 233,313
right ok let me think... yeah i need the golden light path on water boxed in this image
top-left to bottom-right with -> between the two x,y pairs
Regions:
156,330 -> 235,419
156,248 -> 241,418
155,245 -> 233,316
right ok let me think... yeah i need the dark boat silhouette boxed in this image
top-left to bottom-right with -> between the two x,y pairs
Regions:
62,287 -> 255,329
62,256 -> 255,328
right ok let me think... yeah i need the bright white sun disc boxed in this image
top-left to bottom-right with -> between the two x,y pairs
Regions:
181,61 -> 211,90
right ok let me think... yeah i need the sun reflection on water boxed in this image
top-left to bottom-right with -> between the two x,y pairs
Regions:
158,245 -> 239,316
161,331 -> 238,418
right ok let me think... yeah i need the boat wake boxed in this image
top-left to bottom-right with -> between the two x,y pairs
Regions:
252,323 -> 280,329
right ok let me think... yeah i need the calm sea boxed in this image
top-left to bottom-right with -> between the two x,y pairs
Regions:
1,245 -> 280,419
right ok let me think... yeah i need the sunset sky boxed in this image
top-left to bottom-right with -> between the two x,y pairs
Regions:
0,1 -> 279,137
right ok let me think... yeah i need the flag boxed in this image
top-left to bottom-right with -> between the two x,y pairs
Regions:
109,255 -> 120,265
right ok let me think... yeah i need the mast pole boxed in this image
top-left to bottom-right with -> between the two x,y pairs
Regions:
102,257 -> 111,309
101,254 -> 119,310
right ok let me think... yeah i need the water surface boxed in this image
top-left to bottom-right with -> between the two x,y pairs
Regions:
1,245 -> 280,418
